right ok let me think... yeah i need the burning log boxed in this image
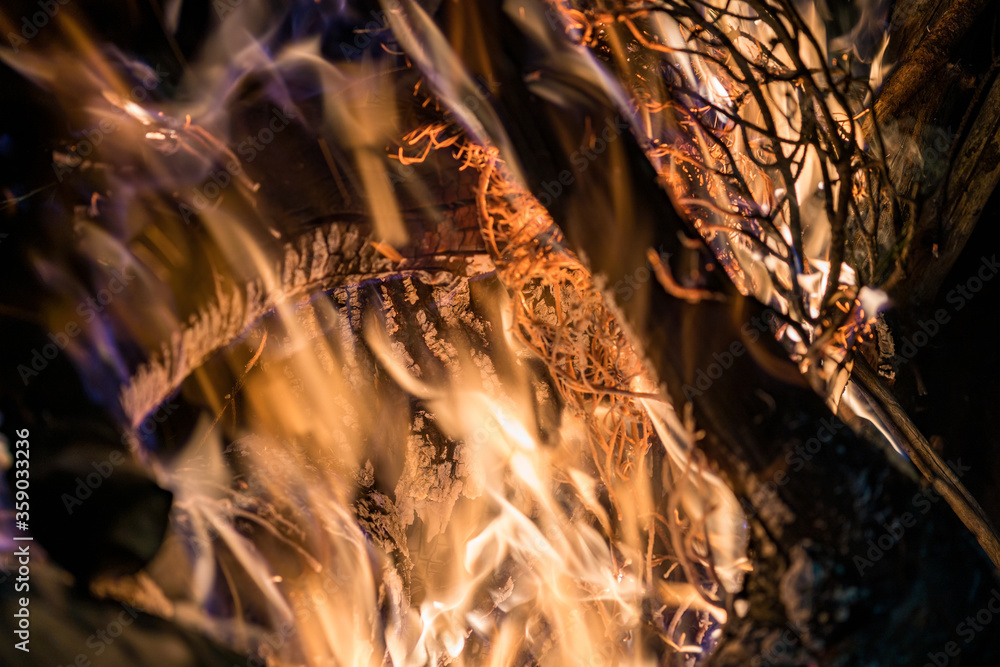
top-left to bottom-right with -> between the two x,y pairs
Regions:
411,3 -> 1000,663
2,0 -> 1000,665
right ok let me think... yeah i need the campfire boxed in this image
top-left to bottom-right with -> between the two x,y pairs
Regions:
2,0 -> 1000,665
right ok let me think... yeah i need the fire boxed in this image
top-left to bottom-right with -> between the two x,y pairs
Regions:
527,2 -> 893,383
0,0 -> 922,665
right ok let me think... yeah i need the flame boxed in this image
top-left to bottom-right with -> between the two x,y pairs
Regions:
0,0 -> 905,664
533,0 -> 895,410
